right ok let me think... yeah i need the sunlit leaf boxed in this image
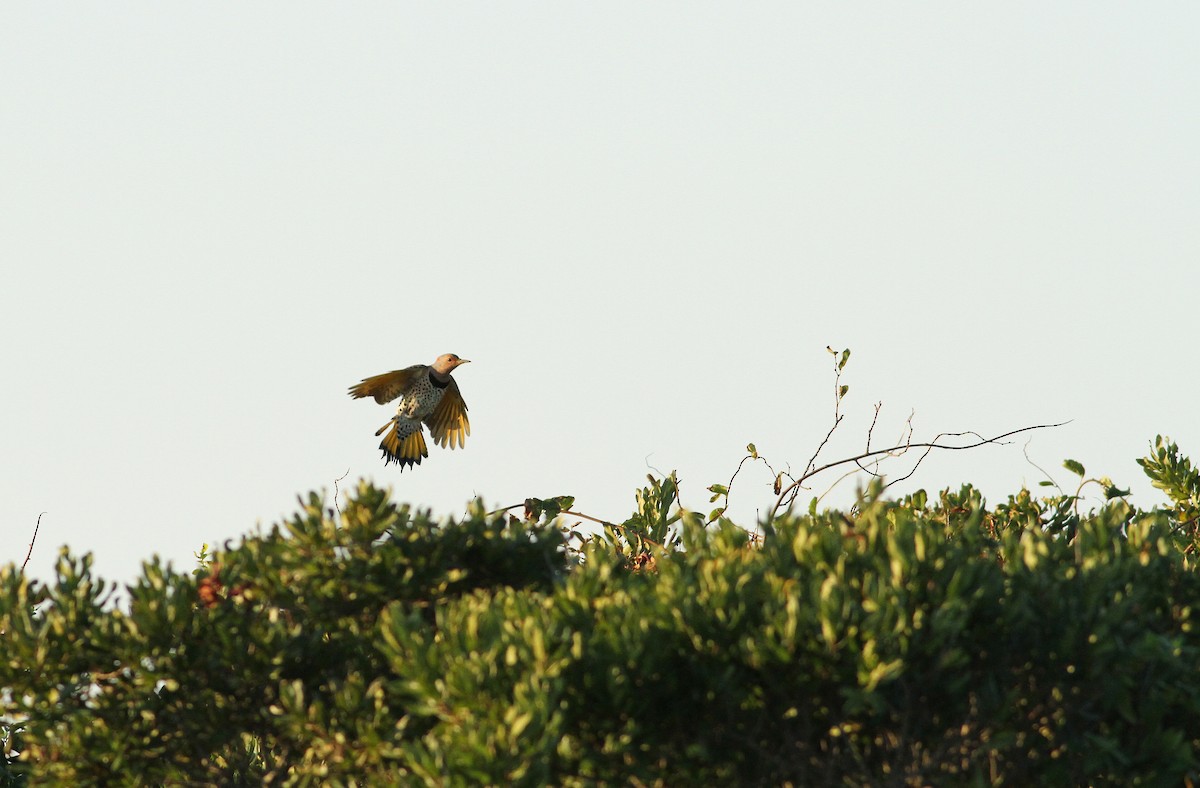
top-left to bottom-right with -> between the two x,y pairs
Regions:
1063,459 -> 1086,477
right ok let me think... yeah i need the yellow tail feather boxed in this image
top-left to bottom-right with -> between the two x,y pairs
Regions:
378,422 -> 429,470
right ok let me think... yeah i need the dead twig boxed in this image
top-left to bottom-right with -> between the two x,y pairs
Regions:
861,402 -> 884,457
853,405 -> 917,483
21,512 -> 45,573
802,416 -> 843,480
878,424 -> 956,493
644,453 -> 668,478
769,422 -> 1070,522
1022,440 -> 1066,497
333,468 -> 350,518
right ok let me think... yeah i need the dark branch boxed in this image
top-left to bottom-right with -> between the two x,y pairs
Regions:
854,402 -> 887,477
21,512 -> 46,573
771,422 -> 1070,521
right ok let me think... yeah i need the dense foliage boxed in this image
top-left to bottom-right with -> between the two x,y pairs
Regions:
4,437 -> 1200,785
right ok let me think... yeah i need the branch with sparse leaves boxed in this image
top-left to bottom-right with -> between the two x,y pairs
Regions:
488,495 -> 670,552
704,347 -> 1067,527
510,347 -> 1066,555
493,473 -> 686,559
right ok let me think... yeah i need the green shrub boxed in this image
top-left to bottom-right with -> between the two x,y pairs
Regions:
4,455 -> 1200,785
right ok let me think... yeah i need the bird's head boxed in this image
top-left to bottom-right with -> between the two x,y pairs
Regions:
432,353 -> 471,375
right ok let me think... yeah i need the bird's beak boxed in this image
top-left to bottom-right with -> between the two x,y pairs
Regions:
458,359 -> 471,365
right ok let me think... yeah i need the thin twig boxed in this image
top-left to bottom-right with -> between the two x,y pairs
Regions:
854,402 -> 886,477
803,415 -> 844,480
802,348 -> 850,480
865,402 -> 882,452
1022,440 -> 1065,497
333,468 -> 350,518
817,467 -> 868,506
785,414 -> 845,512
874,417 -> 938,492
719,452 -> 781,518
644,454 -> 667,478
881,446 -> 935,491
21,512 -> 45,573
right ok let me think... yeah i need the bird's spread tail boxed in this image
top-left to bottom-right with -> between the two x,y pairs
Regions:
377,420 -> 428,470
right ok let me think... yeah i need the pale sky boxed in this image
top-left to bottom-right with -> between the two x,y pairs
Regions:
3,4 -> 1198,586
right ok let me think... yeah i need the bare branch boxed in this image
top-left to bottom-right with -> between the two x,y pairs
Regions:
1022,440 -> 1065,497
817,467 -> 869,506
865,402 -> 883,452
21,512 -> 46,573
854,402 -> 886,477
802,415 -> 844,481
877,418 -> 946,493
770,422 -> 1070,522
333,468 -> 350,518
643,453 -> 668,477
881,445 -> 936,492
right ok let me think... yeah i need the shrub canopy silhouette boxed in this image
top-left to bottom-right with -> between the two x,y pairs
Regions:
4,435 -> 1200,785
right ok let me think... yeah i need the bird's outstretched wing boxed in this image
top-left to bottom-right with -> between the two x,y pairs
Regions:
425,379 -> 470,449
348,365 -> 424,404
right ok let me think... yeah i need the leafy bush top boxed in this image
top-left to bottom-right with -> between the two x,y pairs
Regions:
4,437 -> 1200,785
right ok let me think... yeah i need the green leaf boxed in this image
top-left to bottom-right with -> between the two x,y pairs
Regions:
708,507 -> 725,522
1104,485 -> 1131,499
746,443 -> 758,459
707,484 -> 729,496
839,348 -> 851,370
1063,459 -> 1086,477
838,385 -> 849,399
1038,480 -> 1055,487
523,497 -> 544,521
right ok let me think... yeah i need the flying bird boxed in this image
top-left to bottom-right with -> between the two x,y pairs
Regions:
348,353 -> 471,469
